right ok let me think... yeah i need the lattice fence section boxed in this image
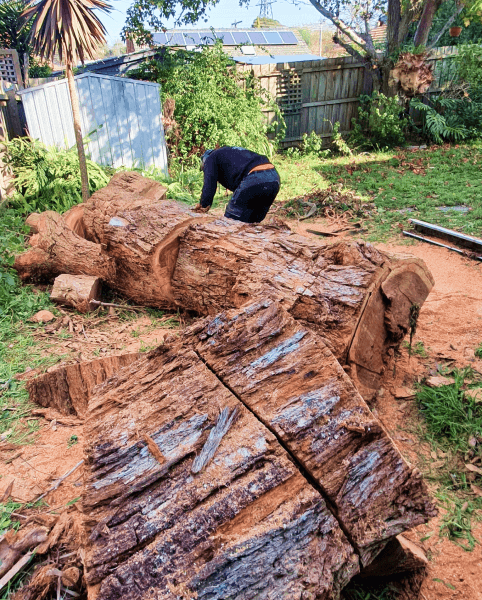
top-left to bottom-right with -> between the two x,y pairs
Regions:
277,68 -> 302,115
0,49 -> 22,86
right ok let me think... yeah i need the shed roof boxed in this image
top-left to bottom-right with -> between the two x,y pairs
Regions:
232,54 -> 324,65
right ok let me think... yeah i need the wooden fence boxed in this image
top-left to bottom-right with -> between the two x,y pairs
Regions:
240,46 -> 460,147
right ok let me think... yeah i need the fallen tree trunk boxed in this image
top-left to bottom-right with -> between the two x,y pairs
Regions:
82,343 -> 359,600
81,300 -> 434,600
14,172 -> 434,398
182,299 -> 436,566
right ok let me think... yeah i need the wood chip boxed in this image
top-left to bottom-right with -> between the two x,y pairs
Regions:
142,433 -> 165,465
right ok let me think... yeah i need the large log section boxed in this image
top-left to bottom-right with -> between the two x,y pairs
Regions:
83,345 -> 359,600
82,300 -> 435,599
14,172 -> 434,398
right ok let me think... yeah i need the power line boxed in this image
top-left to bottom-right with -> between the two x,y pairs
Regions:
257,0 -> 273,20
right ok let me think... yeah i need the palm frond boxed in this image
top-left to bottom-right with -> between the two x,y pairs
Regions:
21,0 -> 112,64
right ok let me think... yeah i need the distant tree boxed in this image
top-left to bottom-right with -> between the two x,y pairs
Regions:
0,0 -> 31,79
22,0 -> 112,201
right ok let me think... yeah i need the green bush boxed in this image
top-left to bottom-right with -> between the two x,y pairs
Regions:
410,94 -> 482,144
455,44 -> 482,88
350,92 -> 408,149
130,42 -> 286,161
2,138 -> 109,214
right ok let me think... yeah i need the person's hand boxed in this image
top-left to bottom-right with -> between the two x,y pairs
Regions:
192,203 -> 210,214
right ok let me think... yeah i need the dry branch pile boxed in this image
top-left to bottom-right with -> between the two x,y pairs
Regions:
11,172 -> 439,599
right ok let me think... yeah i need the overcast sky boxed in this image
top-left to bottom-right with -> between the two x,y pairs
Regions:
105,0 -> 329,44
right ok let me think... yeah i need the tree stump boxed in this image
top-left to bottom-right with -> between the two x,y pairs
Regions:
82,345 -> 359,600
51,274 -> 102,313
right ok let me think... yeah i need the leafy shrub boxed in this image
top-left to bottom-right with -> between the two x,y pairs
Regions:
130,42 -> 286,161
350,92 -> 408,149
410,94 -> 482,143
2,138 -> 109,214
28,59 -> 53,78
456,44 -> 482,89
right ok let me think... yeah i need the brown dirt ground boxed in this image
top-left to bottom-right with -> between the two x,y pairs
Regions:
1,217 -> 482,599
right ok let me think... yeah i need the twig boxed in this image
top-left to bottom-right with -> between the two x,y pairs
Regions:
81,325 -> 89,341
33,460 -> 84,503
90,300 -> 146,311
0,549 -> 35,591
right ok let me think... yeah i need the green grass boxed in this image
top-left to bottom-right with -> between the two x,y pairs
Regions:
268,142 -> 482,240
414,368 -> 482,549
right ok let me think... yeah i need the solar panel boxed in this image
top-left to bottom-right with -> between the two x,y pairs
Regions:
248,31 -> 266,44
184,32 -> 201,45
199,32 -> 215,45
167,32 -> 184,46
264,32 -> 283,44
279,31 -> 298,45
215,32 -> 235,45
233,31 -> 250,44
152,32 -> 168,45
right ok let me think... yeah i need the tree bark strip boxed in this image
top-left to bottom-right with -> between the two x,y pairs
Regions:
82,345 -> 358,600
183,299 -> 436,566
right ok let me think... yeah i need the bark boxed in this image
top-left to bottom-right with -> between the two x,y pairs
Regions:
67,63 -> 90,203
414,0 -> 442,48
26,353 -> 139,417
183,299 -> 436,566
50,274 -> 102,313
82,343 -> 359,600
14,173 -> 435,399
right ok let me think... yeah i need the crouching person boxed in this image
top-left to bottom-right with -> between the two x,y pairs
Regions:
193,146 -> 280,223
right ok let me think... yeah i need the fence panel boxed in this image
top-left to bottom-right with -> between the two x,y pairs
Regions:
247,46 -> 459,147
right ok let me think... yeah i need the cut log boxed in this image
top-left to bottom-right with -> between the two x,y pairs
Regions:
182,299 -> 436,566
26,353 -> 140,417
82,345 -> 359,600
14,173 -> 434,397
50,274 -> 102,313
359,535 -> 428,577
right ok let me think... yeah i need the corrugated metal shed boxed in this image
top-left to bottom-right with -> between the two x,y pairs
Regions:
18,73 -> 168,173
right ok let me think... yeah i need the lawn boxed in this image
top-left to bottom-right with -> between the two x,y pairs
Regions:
272,141 -> 482,240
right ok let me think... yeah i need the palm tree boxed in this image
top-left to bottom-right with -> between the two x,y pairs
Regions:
22,0 -> 111,201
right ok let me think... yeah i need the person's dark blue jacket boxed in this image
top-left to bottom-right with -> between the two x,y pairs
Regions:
200,147 -> 271,208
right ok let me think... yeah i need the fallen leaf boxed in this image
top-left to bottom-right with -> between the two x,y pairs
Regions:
0,428 -> 13,441
0,479 -> 14,502
430,451 -> 438,460
465,463 -> 482,476
426,376 -> 453,387
470,484 -> 482,497
431,460 -> 445,469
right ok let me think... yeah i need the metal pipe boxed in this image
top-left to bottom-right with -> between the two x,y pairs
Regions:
402,230 -> 482,261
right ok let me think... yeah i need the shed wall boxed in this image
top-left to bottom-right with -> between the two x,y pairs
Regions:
20,74 -> 168,173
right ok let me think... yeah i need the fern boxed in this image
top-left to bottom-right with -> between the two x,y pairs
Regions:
410,96 -> 479,144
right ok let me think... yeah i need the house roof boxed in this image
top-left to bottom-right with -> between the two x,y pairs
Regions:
147,27 -> 312,57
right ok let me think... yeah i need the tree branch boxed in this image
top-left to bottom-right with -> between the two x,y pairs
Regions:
427,4 -> 464,49
307,0 -> 376,59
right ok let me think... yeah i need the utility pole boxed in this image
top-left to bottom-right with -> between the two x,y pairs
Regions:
319,21 -> 323,57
